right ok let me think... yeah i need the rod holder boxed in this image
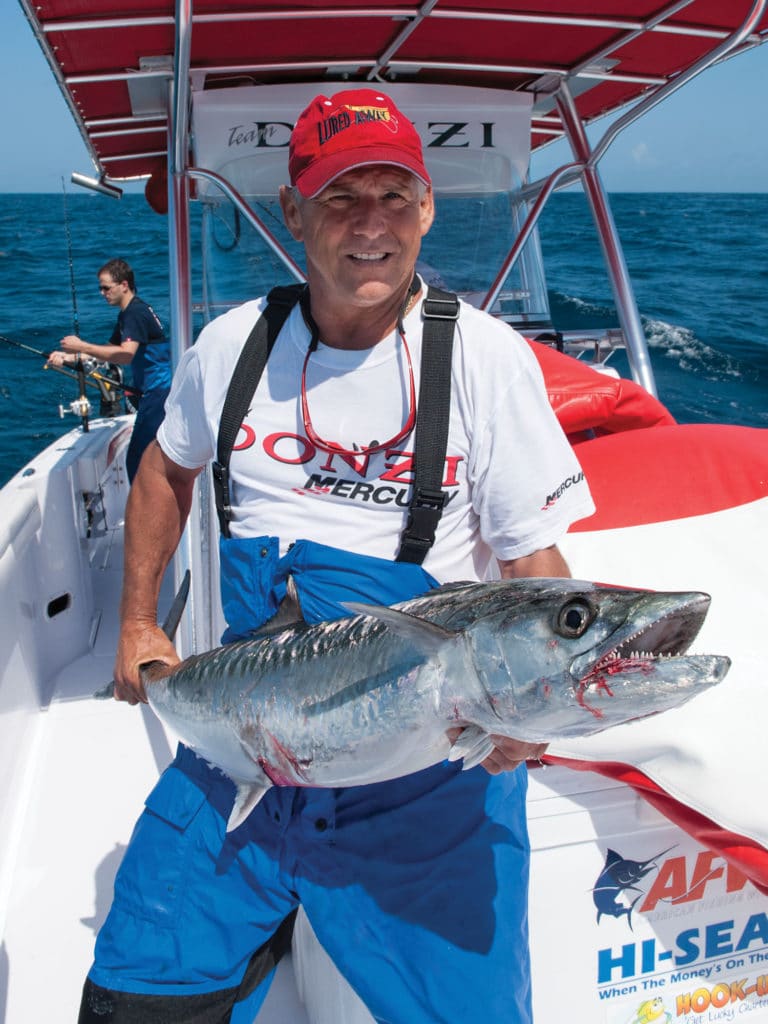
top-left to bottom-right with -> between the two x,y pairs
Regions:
70,172 -> 123,200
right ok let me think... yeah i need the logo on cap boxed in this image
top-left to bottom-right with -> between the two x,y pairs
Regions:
289,89 -> 430,198
317,103 -> 398,147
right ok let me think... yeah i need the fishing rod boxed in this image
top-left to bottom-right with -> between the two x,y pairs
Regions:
61,177 -> 80,338
0,333 -> 142,401
76,356 -> 90,431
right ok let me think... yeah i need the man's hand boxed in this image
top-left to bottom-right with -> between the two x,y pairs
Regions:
60,334 -> 85,354
47,335 -> 87,367
46,350 -> 74,367
113,620 -> 181,705
480,735 -> 548,775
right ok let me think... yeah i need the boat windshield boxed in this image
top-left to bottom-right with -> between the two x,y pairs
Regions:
198,184 -> 551,330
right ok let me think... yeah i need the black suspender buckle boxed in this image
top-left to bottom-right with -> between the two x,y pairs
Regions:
422,293 -> 459,321
399,486 -> 448,562
211,460 -> 233,537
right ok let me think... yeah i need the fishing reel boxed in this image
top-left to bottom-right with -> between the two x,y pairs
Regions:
57,357 -> 126,420
59,394 -> 93,421
88,359 -> 126,417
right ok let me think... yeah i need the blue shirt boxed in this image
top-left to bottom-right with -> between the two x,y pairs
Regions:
109,295 -> 171,394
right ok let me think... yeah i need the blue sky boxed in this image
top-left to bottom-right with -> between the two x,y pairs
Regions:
2,4 -> 766,193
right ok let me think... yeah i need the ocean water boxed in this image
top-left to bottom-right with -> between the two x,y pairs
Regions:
0,191 -> 766,487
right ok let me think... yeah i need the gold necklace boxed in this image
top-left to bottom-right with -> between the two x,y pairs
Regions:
401,289 -> 420,318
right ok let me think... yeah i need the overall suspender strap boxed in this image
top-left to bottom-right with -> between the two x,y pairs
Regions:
213,283 -> 459,563
212,284 -> 305,537
395,286 -> 459,564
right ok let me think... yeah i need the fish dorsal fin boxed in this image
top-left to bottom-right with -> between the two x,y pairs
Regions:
342,601 -> 457,655
254,574 -> 305,636
226,782 -> 271,832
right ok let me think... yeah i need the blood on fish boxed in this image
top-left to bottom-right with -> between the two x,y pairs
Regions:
259,731 -> 311,786
576,655 -> 653,719
576,668 -> 617,719
576,679 -> 606,719
600,656 -> 654,677
257,756 -> 297,787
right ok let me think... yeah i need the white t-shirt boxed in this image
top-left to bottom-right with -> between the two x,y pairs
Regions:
158,289 -> 595,584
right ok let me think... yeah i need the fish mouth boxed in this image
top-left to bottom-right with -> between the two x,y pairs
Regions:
592,592 -> 710,671
571,591 -> 729,693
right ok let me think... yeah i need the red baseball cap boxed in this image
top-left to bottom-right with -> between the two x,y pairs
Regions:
288,89 -> 431,198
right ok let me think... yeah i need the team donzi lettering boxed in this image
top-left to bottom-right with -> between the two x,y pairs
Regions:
227,122 -> 293,149
225,120 -> 498,151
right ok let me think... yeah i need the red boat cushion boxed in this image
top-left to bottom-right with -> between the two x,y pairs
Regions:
570,423 -> 768,530
528,340 -> 676,439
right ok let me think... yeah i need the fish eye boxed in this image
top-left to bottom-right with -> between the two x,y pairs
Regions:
554,597 -> 596,638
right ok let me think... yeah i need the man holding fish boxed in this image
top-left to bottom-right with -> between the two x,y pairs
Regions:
79,89 -> 595,1024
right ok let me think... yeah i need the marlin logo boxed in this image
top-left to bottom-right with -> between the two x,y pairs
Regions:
593,846 -> 677,930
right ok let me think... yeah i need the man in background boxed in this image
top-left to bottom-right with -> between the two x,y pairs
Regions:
47,257 -> 171,481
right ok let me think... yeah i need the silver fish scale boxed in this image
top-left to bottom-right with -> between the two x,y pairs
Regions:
159,607 -> 446,715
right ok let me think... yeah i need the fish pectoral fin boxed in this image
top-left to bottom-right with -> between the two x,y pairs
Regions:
447,725 -> 496,771
342,602 -> 457,654
226,782 -> 271,833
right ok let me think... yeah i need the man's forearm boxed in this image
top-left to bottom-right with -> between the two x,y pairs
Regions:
82,340 -> 134,365
59,334 -> 135,364
498,544 -> 571,580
